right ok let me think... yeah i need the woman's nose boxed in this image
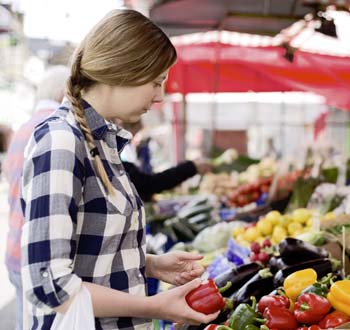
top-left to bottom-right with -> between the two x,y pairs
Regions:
153,88 -> 164,103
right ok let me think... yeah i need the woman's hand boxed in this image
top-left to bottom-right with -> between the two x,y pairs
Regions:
147,251 -> 205,286
150,278 -> 220,325
193,159 -> 212,175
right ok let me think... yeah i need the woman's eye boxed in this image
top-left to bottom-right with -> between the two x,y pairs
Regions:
153,82 -> 162,87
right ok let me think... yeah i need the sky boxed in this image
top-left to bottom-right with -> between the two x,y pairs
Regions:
19,0 -> 124,42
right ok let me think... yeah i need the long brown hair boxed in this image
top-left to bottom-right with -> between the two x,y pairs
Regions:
66,9 -> 177,194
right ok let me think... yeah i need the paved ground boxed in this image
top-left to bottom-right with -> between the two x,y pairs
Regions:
0,178 -> 16,329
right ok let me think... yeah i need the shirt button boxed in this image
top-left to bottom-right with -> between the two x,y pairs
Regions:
119,169 -> 124,175
138,272 -> 143,278
42,271 -> 49,278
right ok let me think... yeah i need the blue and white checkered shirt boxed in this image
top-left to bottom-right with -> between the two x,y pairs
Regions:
21,99 -> 152,330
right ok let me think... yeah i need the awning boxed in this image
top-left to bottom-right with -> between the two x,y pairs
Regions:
166,11 -> 350,110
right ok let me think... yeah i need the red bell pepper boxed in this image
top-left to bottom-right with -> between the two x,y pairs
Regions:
318,310 -> 350,329
203,325 -> 219,330
203,325 -> 233,330
263,307 -> 298,330
185,279 -> 232,314
294,293 -> 331,324
257,295 -> 290,314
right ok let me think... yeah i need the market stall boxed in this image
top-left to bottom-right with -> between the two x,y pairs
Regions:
144,5 -> 350,330
145,145 -> 350,329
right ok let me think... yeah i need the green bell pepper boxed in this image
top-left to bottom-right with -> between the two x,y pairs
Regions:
229,297 -> 265,329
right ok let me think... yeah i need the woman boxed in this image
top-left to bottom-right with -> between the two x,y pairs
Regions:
21,9 -> 219,330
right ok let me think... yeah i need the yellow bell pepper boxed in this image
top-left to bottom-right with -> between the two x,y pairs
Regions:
327,280 -> 350,316
283,268 -> 317,301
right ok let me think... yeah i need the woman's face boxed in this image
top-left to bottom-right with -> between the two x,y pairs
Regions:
101,70 -> 169,123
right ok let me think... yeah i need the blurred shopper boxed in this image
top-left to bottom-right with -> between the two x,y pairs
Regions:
264,137 -> 280,159
137,136 -> 153,173
20,9 -> 218,330
121,121 -> 212,201
3,65 -> 70,330
123,158 -> 212,202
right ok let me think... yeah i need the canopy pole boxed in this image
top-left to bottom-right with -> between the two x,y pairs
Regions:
180,94 -> 187,161
172,94 -> 187,163
208,31 -> 222,158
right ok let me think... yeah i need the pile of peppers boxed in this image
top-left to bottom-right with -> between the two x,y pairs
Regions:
202,270 -> 350,330
327,279 -> 350,316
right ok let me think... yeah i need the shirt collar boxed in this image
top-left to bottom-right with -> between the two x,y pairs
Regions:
61,98 -> 133,151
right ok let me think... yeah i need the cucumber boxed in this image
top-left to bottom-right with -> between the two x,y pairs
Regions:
165,218 -> 195,242
187,213 -> 210,225
182,196 -> 208,209
177,204 -> 213,220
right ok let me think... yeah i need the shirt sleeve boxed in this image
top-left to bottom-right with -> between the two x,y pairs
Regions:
21,121 -> 85,311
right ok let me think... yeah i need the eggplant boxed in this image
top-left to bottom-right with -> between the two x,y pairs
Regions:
269,256 -> 308,273
214,262 -> 262,297
279,237 -> 328,262
273,258 -> 334,287
207,310 -> 231,328
268,256 -> 285,274
230,268 -> 275,305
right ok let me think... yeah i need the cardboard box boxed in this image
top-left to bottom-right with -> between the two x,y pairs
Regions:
336,321 -> 350,329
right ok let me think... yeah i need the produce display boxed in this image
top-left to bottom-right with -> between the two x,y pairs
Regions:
199,172 -> 235,198
226,177 -> 272,208
199,158 -> 278,199
189,238 -> 349,330
163,232 -> 350,330
232,209 -> 314,246
199,275 -> 350,330
321,214 -> 350,253
147,151 -> 350,330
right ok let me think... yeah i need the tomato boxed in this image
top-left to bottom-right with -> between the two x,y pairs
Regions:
237,195 -> 248,206
251,191 -> 260,201
260,184 -> 270,193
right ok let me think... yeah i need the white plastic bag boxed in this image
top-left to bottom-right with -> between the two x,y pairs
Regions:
51,285 -> 95,330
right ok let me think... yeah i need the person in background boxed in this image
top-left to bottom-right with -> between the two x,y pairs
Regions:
137,136 -> 153,174
20,9 -> 219,330
121,120 -> 212,201
264,136 -> 280,159
3,65 -> 70,330
123,158 -> 211,202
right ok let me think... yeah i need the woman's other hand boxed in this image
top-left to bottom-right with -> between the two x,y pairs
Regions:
147,251 -> 205,286
193,159 -> 212,175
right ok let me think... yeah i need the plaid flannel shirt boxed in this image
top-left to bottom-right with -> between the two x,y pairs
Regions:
21,99 -> 152,330
4,100 -> 57,273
